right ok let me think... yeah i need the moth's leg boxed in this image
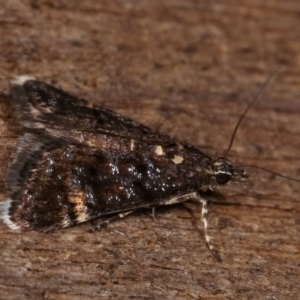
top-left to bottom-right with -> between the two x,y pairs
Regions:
192,196 -> 222,262
158,192 -> 199,206
151,207 -> 156,221
161,192 -> 221,261
90,211 -> 133,231
101,211 -> 134,227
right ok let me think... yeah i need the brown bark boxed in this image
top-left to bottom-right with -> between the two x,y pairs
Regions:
0,1 -> 299,299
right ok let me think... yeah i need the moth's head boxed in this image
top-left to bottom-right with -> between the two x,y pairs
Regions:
210,157 -> 247,185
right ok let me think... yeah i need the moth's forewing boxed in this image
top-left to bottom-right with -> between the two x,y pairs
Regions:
5,135 -> 213,230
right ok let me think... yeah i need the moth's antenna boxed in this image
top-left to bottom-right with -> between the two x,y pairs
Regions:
224,70 -> 279,157
238,165 -> 300,182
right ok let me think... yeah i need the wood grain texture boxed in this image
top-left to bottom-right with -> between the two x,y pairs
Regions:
0,1 -> 299,299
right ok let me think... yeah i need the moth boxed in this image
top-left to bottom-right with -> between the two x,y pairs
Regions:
1,75 -> 266,260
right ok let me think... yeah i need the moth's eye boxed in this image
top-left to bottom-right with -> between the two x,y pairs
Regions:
215,172 -> 231,184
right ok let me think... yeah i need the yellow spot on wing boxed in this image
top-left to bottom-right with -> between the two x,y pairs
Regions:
154,145 -> 164,156
130,139 -> 135,151
171,154 -> 184,164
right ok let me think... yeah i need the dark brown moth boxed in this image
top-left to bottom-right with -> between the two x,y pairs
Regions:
0,75 -> 270,260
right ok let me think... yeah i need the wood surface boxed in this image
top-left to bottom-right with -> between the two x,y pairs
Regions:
0,1 -> 299,299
